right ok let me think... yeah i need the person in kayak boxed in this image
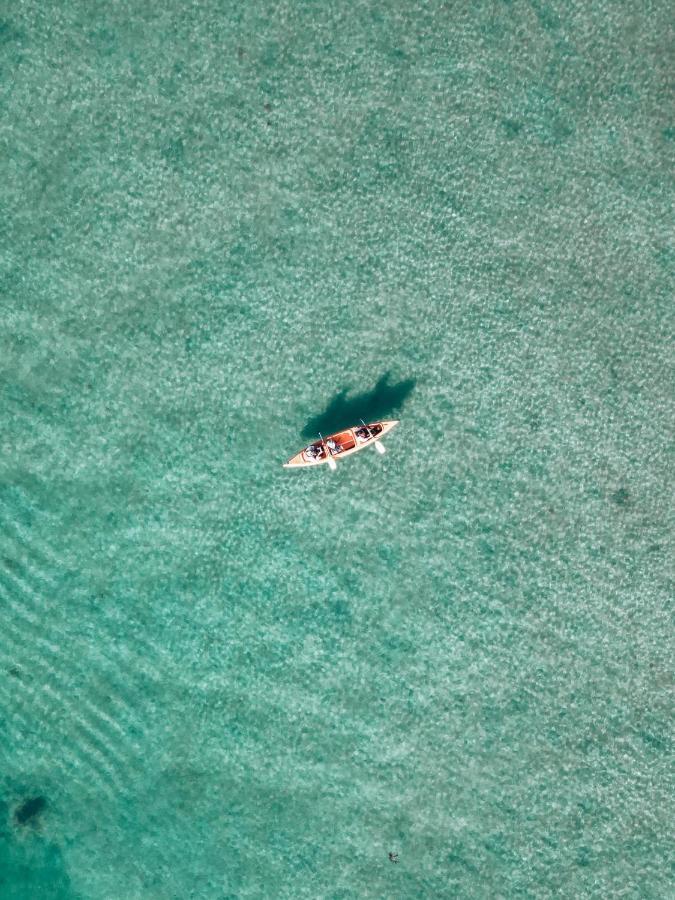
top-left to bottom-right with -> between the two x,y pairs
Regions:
305,443 -> 323,460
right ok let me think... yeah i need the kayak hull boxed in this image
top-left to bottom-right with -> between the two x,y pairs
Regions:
283,420 -> 399,468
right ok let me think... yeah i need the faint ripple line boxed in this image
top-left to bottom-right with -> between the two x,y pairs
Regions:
0,611 -> 127,798
0,521 -> 169,791
0,574 -> 142,797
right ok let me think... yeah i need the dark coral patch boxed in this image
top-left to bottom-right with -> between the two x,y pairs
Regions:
14,796 -> 47,826
611,487 -> 630,507
501,118 -> 523,138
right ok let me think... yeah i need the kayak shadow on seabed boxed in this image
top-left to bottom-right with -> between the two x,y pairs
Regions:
301,372 -> 416,439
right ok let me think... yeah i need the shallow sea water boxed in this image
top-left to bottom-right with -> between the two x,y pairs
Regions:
1,1 -> 673,897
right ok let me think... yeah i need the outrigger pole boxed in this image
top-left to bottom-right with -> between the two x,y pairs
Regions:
360,419 -> 387,455
318,432 -> 337,471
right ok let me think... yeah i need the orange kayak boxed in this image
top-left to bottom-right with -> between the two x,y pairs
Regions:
283,420 -> 399,468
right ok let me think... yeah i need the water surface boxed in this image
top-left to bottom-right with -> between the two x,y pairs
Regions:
1,1 -> 673,897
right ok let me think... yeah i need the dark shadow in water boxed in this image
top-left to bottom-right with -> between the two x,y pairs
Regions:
302,372 -> 415,439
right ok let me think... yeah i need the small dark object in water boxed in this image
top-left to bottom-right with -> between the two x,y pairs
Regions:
388,851 -> 399,863
14,796 -> 46,825
611,487 -> 630,506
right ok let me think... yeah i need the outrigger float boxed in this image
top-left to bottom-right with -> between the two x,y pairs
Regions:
283,420 -> 399,470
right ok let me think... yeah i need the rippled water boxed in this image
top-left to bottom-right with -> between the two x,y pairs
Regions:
1,1 -> 673,897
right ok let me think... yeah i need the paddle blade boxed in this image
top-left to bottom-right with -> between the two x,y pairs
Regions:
375,441 -> 386,455
327,456 -> 337,470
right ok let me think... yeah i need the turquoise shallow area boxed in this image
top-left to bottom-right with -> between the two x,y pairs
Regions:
1,1 -> 673,896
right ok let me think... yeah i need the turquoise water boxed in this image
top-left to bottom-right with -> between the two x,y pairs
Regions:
1,1 -> 673,896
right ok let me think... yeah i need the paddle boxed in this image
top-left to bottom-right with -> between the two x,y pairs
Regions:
360,419 -> 387,455
319,432 -> 337,471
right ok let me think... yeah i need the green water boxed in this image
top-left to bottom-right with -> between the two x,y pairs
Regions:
1,1 -> 673,897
